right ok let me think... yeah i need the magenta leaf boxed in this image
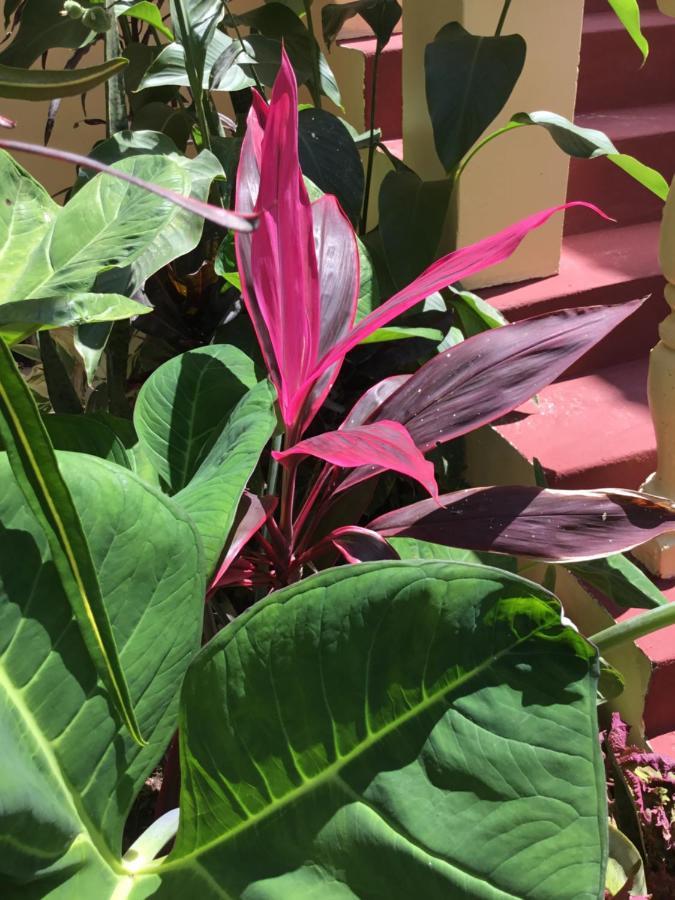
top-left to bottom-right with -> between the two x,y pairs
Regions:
307,201 -> 611,385
235,49 -> 321,428
273,421 -> 439,498
0,138 -> 256,233
370,486 -> 675,562
327,526 -> 400,564
209,493 -> 277,593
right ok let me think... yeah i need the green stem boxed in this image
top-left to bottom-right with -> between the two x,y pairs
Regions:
360,43 -> 381,235
591,603 -> 675,652
222,0 -> 266,97
495,0 -> 514,37
303,0 -> 323,109
266,433 -> 282,497
172,0 -> 214,152
453,121 -> 522,185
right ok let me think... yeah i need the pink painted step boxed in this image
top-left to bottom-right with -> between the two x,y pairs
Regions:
565,104 -> 675,235
599,576 -> 675,745
492,355 -> 656,490
484,221 -> 667,378
577,11 -> 675,114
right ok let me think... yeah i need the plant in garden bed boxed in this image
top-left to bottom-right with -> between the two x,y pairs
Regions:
4,50 -> 675,899
2,3 -> 675,897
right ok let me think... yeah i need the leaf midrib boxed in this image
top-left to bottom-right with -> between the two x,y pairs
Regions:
145,624 -> 541,874
0,662 -> 121,874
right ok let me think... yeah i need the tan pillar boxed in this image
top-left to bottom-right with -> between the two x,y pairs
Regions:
402,0 -> 585,289
633,179 -> 675,577
658,1 -> 675,18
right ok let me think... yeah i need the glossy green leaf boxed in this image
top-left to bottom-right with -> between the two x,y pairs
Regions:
0,58 -> 128,101
122,1 -> 174,39
170,0 -> 224,98
166,561 -> 606,898
426,22 -> 526,173
134,344 -> 259,493
607,0 -> 648,61
138,30 -> 255,91
450,287 -> 508,337
0,339 -> 143,745
173,379 -> 278,576
0,148 -> 222,333
0,450 -> 204,893
510,111 -> 669,201
569,553 -> 669,610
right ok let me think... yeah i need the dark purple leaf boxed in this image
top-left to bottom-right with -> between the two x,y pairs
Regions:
337,299 -> 645,494
370,486 -> 675,563
328,526 -> 400,564
209,492 -> 277,591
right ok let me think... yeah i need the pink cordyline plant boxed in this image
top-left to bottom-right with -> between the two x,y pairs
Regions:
209,50 -> 675,591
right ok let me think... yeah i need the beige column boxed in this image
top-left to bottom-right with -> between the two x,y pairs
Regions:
402,0 -> 585,289
658,1 -> 675,18
633,179 -> 675,577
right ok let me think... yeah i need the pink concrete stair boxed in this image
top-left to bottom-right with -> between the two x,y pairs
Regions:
483,1 -> 675,757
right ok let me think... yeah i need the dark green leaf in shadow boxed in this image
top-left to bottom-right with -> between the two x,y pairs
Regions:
322,0 -> 401,49
379,168 -> 452,288
43,413 -> 133,469
0,58 -> 128,101
426,22 -> 526,173
298,107 -> 364,223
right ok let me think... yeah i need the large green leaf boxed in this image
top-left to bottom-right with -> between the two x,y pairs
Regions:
510,111 -> 669,201
0,149 -> 222,334
0,451 -> 204,895
43,413 -> 133,469
164,561 -> 606,898
0,58 -> 128,101
607,0 -> 648,61
173,379 -> 278,576
134,344 -> 259,493
425,22 -> 526,174
0,339 -> 143,744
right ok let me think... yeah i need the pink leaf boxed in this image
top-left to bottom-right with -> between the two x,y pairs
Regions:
0,114 -> 16,129
370,486 -> 675,563
236,49 -> 321,428
273,420 -> 439,498
209,493 -> 277,593
306,201 -> 610,386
